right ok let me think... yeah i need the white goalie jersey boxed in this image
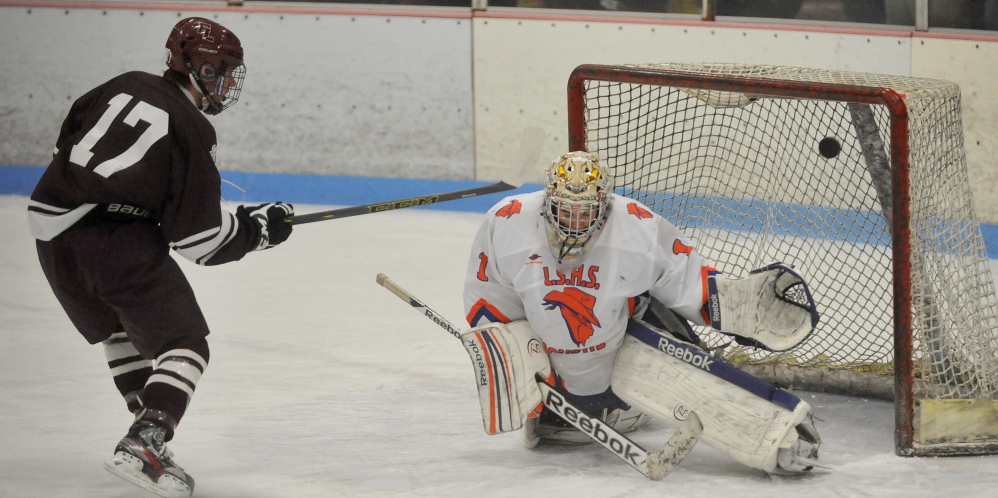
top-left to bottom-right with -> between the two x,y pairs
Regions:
464,191 -> 719,397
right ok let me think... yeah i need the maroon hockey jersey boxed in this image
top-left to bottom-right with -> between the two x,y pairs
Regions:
28,71 -> 257,265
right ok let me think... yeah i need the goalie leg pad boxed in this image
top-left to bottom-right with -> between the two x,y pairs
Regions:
611,320 -> 819,473
462,320 -> 551,435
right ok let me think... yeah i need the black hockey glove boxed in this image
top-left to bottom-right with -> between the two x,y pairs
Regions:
236,202 -> 294,250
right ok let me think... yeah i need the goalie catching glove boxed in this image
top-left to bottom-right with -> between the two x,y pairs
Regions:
462,320 -> 551,435
236,202 -> 294,251
707,262 -> 819,352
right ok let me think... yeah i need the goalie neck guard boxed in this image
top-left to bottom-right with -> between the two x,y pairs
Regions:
542,152 -> 613,265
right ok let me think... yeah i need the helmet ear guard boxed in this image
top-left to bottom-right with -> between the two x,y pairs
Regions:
195,61 -> 218,81
165,17 -> 245,115
542,152 -> 613,264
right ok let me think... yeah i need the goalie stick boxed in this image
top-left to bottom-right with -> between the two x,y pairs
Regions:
290,127 -> 546,224
375,272 -> 704,480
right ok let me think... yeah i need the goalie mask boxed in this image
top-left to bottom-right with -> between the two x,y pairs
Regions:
165,17 -> 245,115
542,152 -> 613,263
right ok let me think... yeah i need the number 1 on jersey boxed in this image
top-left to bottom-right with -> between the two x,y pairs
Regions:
476,253 -> 489,282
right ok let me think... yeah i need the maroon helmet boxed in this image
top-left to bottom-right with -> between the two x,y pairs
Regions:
165,17 -> 245,115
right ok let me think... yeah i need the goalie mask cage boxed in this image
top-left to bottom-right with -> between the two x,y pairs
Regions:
567,63 -> 998,457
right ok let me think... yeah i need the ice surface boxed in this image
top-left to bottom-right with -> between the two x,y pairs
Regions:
2,195 -> 997,497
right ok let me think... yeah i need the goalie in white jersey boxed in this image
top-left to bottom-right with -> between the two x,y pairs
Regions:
463,151 -> 823,474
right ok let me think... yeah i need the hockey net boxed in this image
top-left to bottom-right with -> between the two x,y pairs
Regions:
567,63 -> 998,456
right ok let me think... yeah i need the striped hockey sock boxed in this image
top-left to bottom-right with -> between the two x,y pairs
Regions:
102,332 -> 153,414
140,341 -> 209,440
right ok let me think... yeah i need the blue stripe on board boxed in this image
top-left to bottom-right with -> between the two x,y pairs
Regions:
982,224 -> 998,260
0,165 -> 542,214
642,191 -> 891,245
0,166 -> 44,196
216,170 -> 544,212
626,187 -> 998,260
5,164 -> 998,258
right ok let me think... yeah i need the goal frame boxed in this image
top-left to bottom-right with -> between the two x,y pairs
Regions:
565,63 -> 923,455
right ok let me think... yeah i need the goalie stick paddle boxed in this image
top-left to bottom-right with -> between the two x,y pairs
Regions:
374,272 -> 703,480
290,127 -> 546,225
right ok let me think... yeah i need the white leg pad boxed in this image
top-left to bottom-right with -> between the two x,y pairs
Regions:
462,320 -> 551,435
611,324 -> 813,472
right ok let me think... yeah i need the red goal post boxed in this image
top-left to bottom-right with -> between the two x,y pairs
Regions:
566,63 -> 998,456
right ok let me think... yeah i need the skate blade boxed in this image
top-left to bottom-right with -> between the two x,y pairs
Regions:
530,426 -> 593,446
523,422 -> 540,449
104,452 -> 192,498
523,433 -> 541,448
793,454 -> 829,471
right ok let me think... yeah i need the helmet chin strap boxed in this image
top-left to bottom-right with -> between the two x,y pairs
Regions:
185,75 -> 209,111
551,216 -> 608,270
551,230 -> 591,272
556,238 -> 580,263
554,241 -> 588,274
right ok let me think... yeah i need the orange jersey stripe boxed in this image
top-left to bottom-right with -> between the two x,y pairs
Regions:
466,298 -> 513,326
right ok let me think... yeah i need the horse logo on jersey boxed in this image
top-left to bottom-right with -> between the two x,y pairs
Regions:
626,202 -> 653,219
543,288 -> 601,346
673,239 -> 694,256
496,199 -> 522,218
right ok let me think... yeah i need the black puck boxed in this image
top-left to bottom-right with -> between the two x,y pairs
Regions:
818,137 -> 841,159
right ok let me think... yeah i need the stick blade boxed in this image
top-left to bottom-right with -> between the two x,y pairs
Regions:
646,411 -> 703,480
503,126 -> 546,187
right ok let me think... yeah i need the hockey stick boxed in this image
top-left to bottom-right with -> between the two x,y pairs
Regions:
375,273 -> 703,480
290,127 -> 546,224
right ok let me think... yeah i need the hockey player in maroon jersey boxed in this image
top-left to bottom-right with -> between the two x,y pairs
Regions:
461,152 -> 825,474
27,17 -> 292,497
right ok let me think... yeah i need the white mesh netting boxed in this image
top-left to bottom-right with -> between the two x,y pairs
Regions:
580,63 -> 998,404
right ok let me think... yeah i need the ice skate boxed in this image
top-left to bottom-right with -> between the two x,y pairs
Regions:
774,438 -> 822,474
523,408 -> 591,447
524,406 -> 647,447
774,419 -> 826,474
103,421 -> 194,498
